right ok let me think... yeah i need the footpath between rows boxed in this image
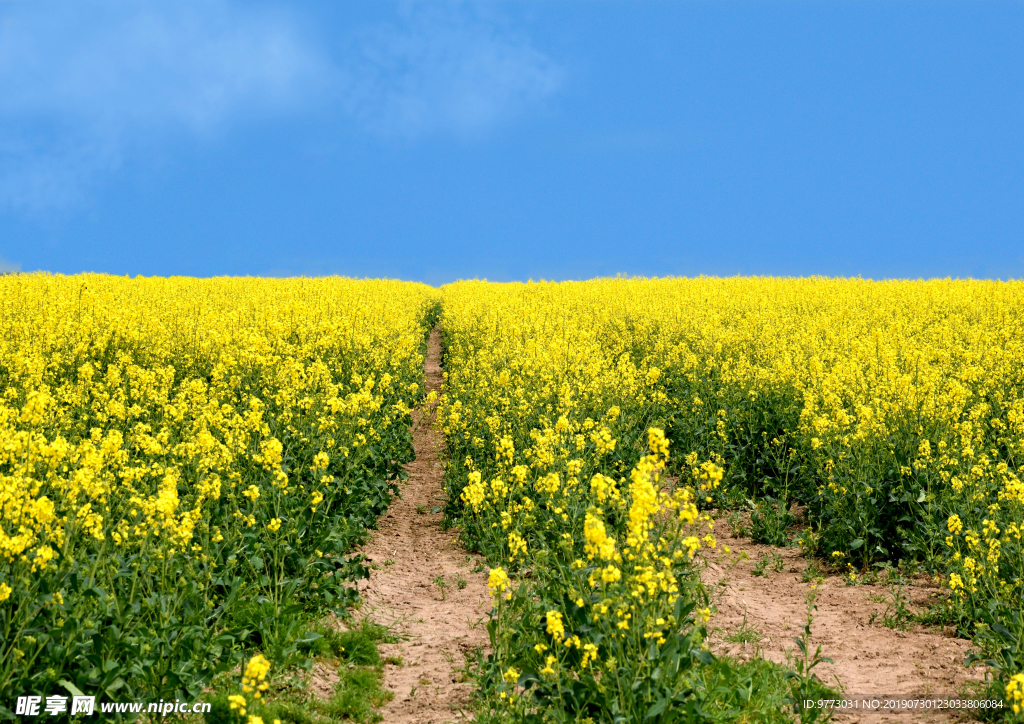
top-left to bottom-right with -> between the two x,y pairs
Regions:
354,328 -> 490,723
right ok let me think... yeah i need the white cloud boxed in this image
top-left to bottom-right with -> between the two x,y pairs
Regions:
0,1 -> 564,210
339,2 -> 564,139
0,0 -> 327,210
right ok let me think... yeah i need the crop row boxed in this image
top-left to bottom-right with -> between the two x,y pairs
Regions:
438,278 -> 1024,720
0,274 -> 439,714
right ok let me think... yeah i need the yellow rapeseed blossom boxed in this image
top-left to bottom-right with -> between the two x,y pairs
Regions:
1007,673 -> 1024,714
228,695 -> 247,716
242,653 -> 271,697
487,567 -> 510,598
545,610 -> 565,641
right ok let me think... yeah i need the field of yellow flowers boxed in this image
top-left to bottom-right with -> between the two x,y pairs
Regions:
438,278 -> 1024,721
4,274 -> 1023,721
0,274 -> 439,714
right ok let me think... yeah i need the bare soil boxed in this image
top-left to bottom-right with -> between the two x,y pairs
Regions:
705,518 -> 984,723
355,328 -> 491,724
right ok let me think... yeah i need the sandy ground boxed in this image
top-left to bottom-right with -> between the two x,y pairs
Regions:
705,517 -> 984,723
354,328 -> 491,724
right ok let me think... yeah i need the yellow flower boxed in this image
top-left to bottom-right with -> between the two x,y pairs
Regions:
228,694 -> 246,716
487,567 -> 510,598
545,610 -> 565,641
540,655 -> 557,676
583,512 -> 616,561
1007,673 -> 1024,714
242,654 -> 271,696
508,532 -> 527,559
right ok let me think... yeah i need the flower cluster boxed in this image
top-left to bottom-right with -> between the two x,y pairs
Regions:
1008,673 -> 1024,715
241,654 -> 271,698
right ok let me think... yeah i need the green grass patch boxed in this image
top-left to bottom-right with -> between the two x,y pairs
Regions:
199,618 -> 397,724
697,655 -> 841,724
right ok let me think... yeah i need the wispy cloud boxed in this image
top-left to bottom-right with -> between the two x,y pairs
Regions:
339,3 -> 564,139
0,0 -> 327,211
0,1 -> 564,211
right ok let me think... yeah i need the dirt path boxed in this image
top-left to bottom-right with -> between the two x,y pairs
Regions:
705,520 -> 982,723
355,327 -> 490,724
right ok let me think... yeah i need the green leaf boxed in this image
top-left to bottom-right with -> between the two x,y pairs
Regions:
58,679 -> 85,698
645,696 -> 670,720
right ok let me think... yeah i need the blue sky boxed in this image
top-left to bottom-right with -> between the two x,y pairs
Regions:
1,1 -> 1022,283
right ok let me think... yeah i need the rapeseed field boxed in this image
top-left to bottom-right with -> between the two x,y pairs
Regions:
0,274 -> 438,713
439,278 -> 1024,722
3,274 -> 1023,722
